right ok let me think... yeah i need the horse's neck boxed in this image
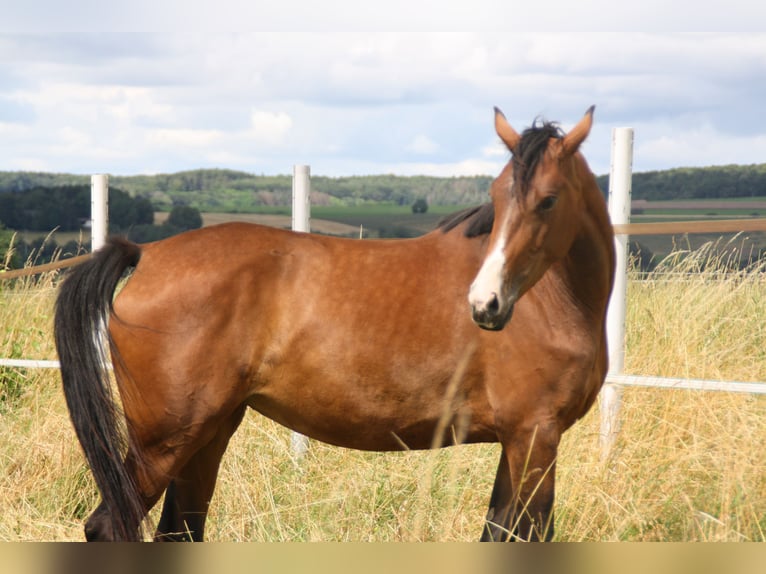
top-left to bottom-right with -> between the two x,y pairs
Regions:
559,190 -> 615,322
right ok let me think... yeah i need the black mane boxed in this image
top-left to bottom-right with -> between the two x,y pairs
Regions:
438,119 -> 564,238
513,120 -> 564,194
437,203 -> 494,237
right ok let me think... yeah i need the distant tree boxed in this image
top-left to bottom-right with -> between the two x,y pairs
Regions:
109,189 -> 156,231
19,185 -> 90,231
411,198 -> 429,214
127,223 -> 181,243
166,205 -> 203,231
0,184 -> 155,233
133,196 -> 156,225
0,194 -> 20,229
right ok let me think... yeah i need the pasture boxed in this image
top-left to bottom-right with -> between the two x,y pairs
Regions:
630,199 -> 766,262
14,198 -> 766,265
155,204 -> 466,238
0,244 -> 764,541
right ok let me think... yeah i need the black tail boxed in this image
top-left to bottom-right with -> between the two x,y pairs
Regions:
54,237 -> 144,541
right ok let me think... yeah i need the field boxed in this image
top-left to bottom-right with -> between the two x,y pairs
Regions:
14,204 -> 458,248
0,244 -> 764,542
157,204 -> 464,238
13,198 -> 766,267
196,198 -> 766,250
629,199 -> 766,262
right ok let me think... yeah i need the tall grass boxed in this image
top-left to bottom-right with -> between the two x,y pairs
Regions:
0,242 -> 763,541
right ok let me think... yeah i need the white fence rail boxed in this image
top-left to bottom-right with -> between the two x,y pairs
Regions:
607,374 -> 766,395
0,359 -> 60,369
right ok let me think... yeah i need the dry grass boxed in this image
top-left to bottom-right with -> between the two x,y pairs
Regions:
0,242 -> 763,541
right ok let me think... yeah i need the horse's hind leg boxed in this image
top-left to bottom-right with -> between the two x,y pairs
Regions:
154,405 -> 247,542
482,425 -> 559,542
82,401 -> 247,542
83,448 -> 169,541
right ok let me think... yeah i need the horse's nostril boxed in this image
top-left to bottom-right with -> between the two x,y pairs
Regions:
487,293 -> 499,314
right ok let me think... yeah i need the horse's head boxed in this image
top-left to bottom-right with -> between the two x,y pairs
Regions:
469,106 -> 595,331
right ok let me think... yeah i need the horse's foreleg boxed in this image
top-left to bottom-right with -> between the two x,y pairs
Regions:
481,449 -> 513,541
154,405 -> 247,542
482,425 -> 559,542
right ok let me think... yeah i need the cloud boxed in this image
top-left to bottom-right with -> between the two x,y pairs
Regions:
406,135 -> 439,155
146,128 -> 223,148
391,158 -> 505,177
5,1 -> 766,33
636,123 -> 766,171
2,31 -> 766,177
0,96 -> 35,123
248,110 -> 293,145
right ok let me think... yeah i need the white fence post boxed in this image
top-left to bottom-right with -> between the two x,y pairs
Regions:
291,165 -> 311,458
90,174 -> 111,371
601,127 -> 634,460
90,174 -> 109,251
292,165 -> 311,233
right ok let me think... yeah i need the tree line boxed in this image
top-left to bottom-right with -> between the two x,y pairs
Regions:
3,163 -> 766,214
0,170 -> 494,213
3,162 -> 766,270
0,185 -> 203,269
0,185 -> 154,232
595,163 -> 766,200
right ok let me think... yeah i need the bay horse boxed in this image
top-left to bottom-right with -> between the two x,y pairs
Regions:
54,106 -> 614,542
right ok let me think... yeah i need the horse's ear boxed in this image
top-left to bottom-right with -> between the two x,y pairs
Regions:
561,105 -> 595,156
494,107 -> 520,152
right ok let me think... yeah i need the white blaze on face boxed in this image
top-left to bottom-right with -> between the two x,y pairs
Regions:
468,211 -> 510,313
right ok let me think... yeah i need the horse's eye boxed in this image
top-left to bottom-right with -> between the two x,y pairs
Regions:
538,195 -> 558,212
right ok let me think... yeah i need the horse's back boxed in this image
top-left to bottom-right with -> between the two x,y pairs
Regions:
109,222 -> 499,450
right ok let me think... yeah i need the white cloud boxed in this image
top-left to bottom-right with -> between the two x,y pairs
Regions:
406,134 -> 439,155
56,126 -> 91,150
5,1 -> 766,33
636,125 -> 766,171
146,128 -> 223,148
382,158 -> 506,178
0,122 -> 29,137
8,157 -> 49,171
248,110 -> 293,145
2,31 -> 766,177
482,141 -> 509,158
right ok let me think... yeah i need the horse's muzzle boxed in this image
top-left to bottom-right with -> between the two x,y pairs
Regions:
471,299 -> 514,331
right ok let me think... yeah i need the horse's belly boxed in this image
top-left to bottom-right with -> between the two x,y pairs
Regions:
246,373 -> 495,451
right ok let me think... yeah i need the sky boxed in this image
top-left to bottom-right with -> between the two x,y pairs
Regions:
1,3 -> 766,179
